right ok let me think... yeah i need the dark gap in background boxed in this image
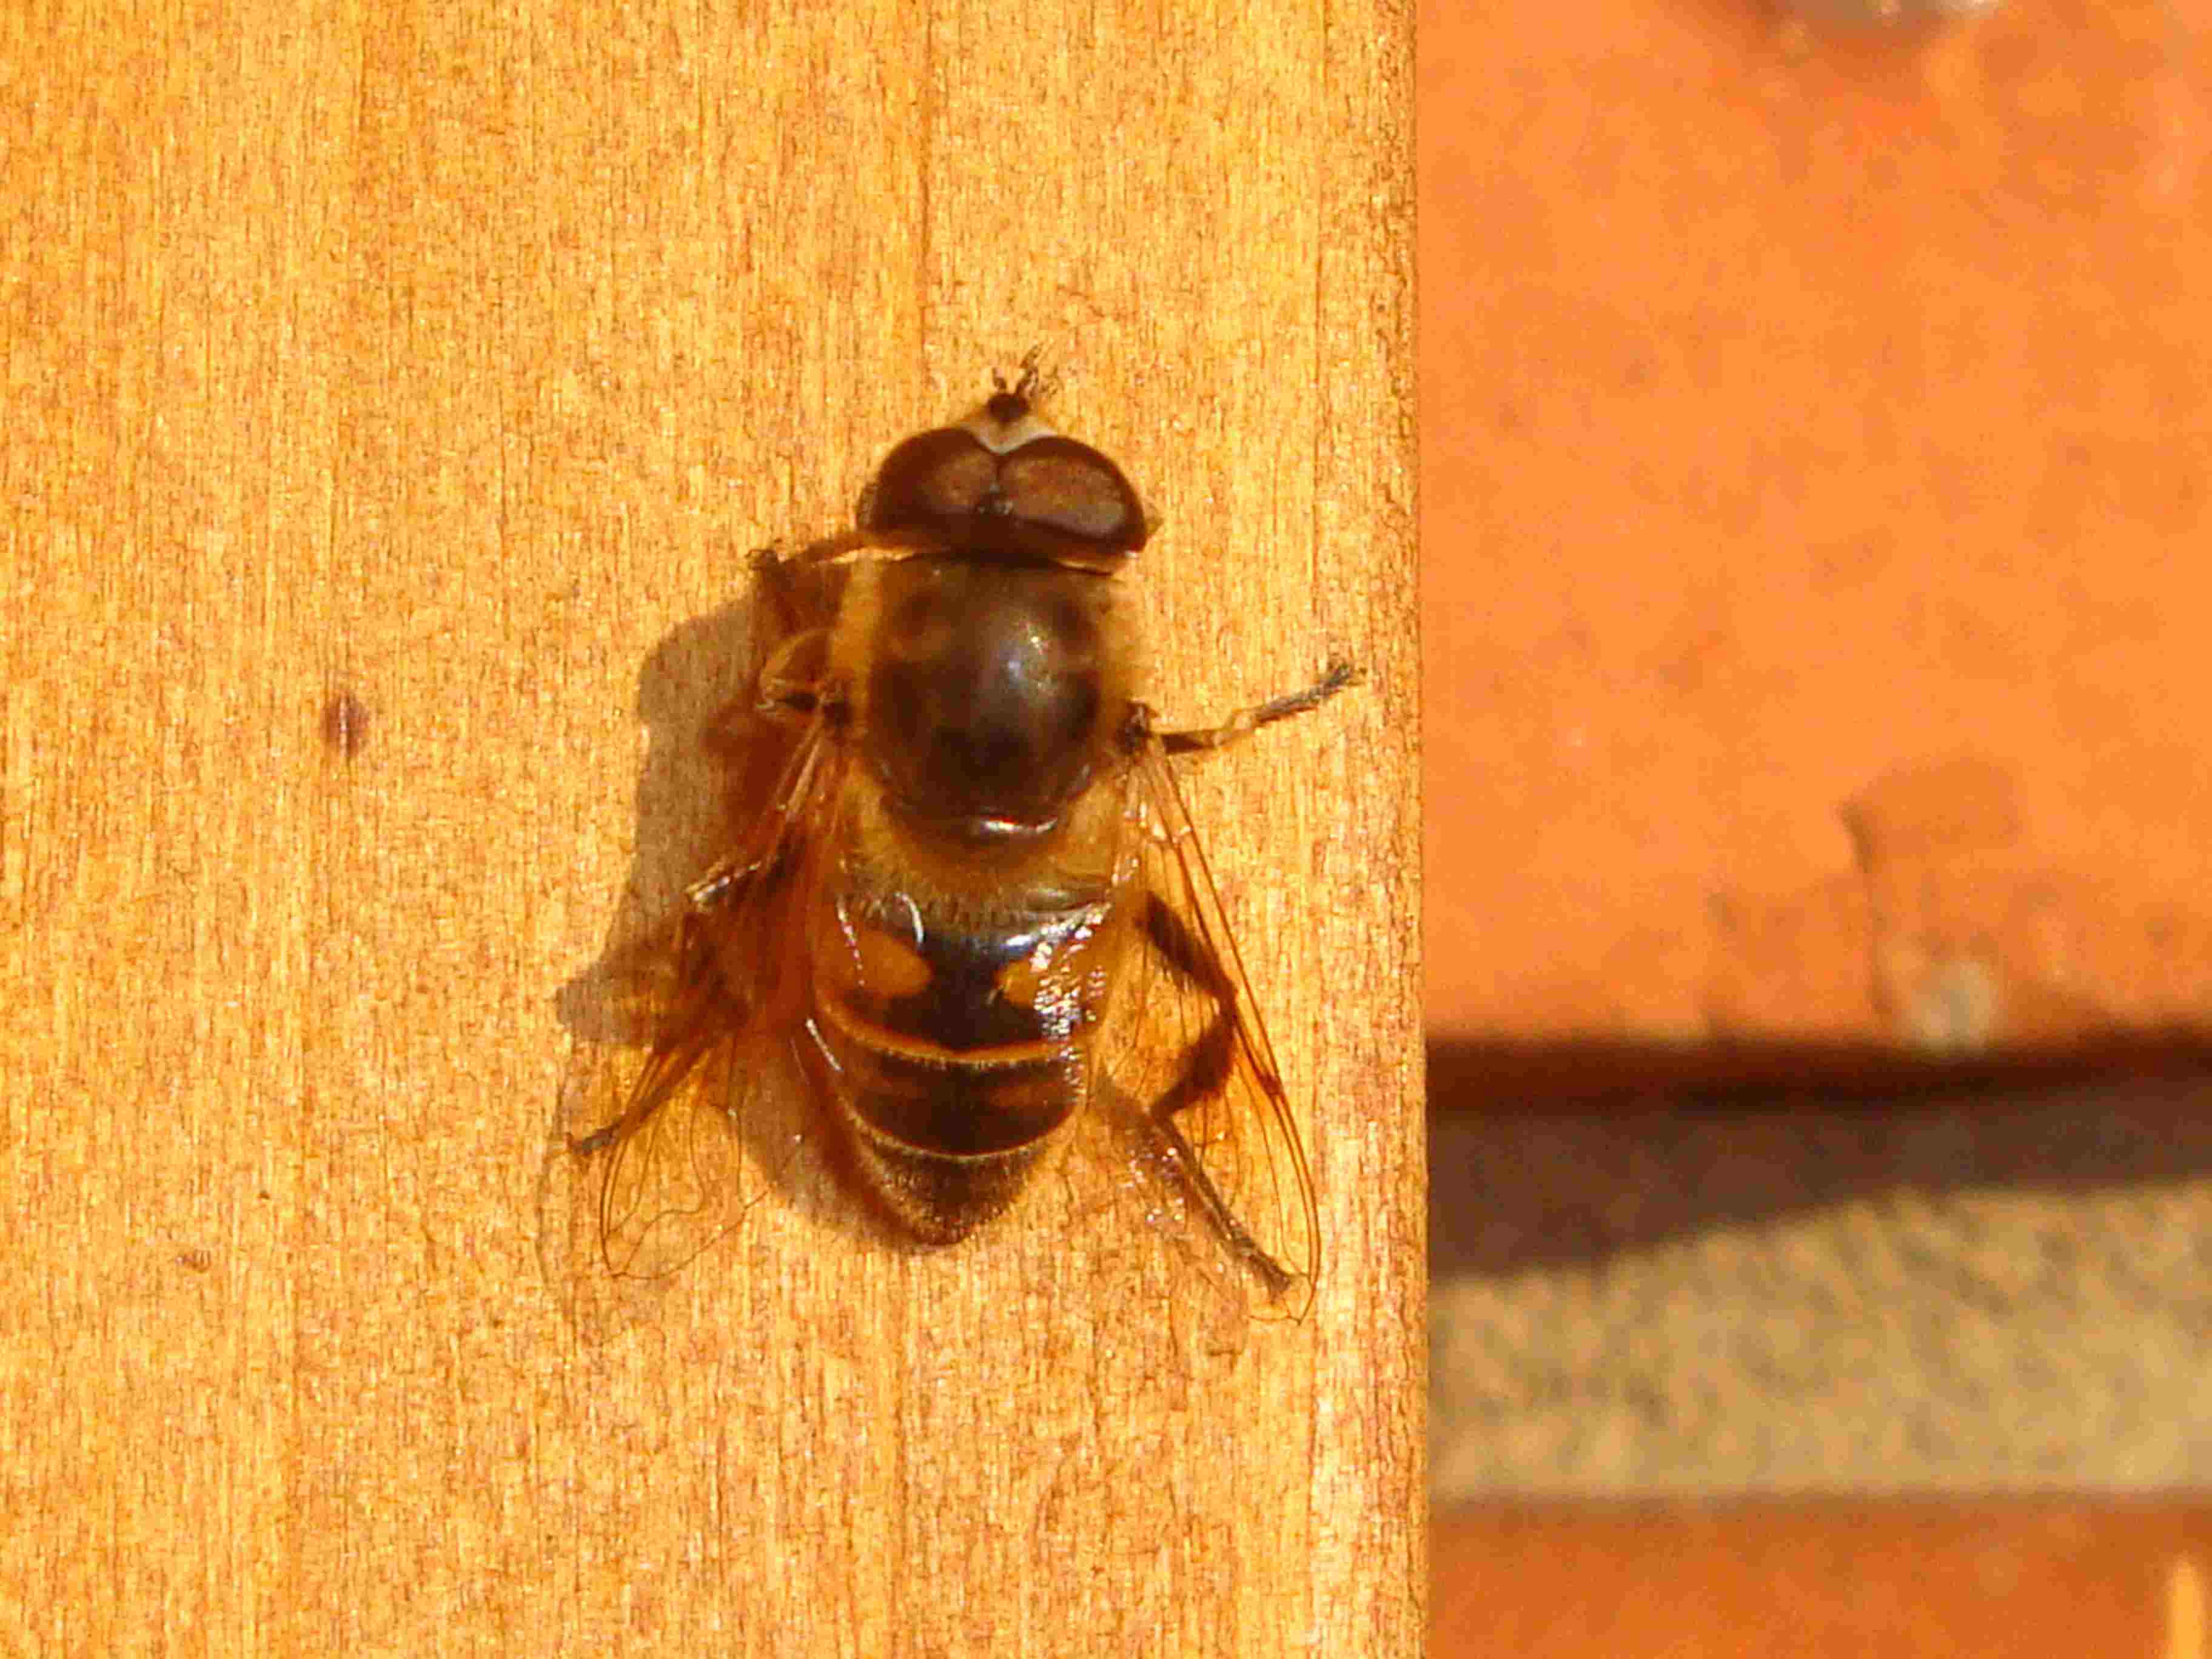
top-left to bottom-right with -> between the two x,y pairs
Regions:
1427,1037 -> 2212,1278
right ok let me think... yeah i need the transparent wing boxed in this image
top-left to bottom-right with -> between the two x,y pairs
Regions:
1092,732 -> 1322,1321
559,726 -> 840,1282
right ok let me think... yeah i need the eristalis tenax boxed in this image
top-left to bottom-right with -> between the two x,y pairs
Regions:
561,362 -> 1355,1320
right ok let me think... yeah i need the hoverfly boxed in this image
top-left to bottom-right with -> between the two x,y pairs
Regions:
567,364 -> 1354,1316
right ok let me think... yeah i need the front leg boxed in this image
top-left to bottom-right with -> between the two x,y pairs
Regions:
746,533 -> 882,638
1159,659 -> 1360,757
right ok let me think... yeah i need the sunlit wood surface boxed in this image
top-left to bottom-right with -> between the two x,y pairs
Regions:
0,2 -> 1419,1651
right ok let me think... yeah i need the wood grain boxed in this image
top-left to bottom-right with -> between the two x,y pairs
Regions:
0,1 -> 1418,1653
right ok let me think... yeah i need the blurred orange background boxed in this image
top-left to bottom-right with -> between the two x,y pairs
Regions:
1421,0 -> 2210,1059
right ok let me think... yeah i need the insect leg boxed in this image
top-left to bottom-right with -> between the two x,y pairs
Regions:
568,836 -> 803,1161
749,535 -> 877,635
567,927 -> 713,1159
751,629 -> 831,721
699,549 -> 845,761
1158,658 -> 1359,757
1134,893 -> 1296,1299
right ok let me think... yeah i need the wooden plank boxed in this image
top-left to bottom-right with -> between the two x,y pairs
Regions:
0,0 -> 1419,1653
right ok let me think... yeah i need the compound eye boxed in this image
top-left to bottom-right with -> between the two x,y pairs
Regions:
866,428 -> 997,533
997,438 -> 1148,551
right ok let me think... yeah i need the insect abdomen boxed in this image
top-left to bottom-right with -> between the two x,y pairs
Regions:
805,888 -> 1116,1242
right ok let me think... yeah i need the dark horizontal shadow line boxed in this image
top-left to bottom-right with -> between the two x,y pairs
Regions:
1427,1031 -> 2212,1113
1424,1035 -> 2212,1277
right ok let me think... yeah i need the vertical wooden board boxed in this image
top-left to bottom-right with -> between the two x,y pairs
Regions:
1,0 -> 357,1646
0,0 -> 1418,1654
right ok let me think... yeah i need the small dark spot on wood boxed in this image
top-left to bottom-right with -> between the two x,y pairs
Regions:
175,1247 -> 214,1273
321,691 -> 370,757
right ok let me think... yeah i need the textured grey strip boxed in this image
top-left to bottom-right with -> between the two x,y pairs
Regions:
1430,1078 -> 2212,1497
